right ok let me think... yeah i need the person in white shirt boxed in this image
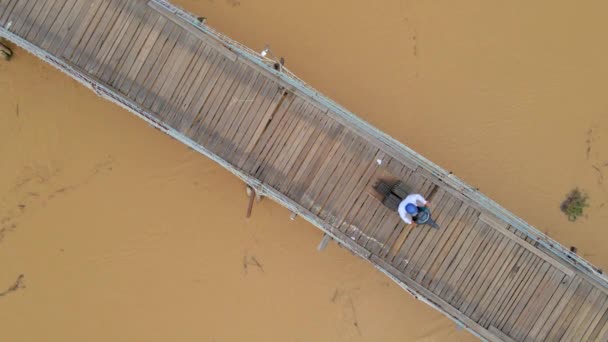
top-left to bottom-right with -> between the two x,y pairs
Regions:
397,193 -> 429,225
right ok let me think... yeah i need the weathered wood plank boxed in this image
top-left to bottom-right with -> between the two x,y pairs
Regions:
560,290 -> 605,342
542,280 -> 594,341
480,213 -> 575,277
580,297 -> 608,342
482,251 -> 540,327
415,204 -> 473,284
148,0 -> 237,62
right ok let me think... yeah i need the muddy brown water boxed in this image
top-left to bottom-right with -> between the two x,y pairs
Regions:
1,0 -> 607,341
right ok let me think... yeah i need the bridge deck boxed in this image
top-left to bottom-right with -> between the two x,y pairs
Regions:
2,0 -> 607,341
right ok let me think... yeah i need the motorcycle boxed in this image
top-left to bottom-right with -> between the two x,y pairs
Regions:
374,180 -> 439,229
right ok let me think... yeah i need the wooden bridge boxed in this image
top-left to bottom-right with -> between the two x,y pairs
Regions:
2,0 -> 608,340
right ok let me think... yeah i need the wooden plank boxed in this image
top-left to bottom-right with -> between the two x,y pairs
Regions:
0,0 -> 21,27
428,211 -> 482,294
560,290 -> 606,342
168,49 -> 223,131
0,0 -> 13,24
181,56 -> 233,133
264,106 -> 326,189
159,43 -> 214,121
366,213 -> 402,255
87,0 -> 139,74
233,84 -> 288,170
468,242 -> 527,321
21,0 -> 51,41
189,61 -> 246,139
448,229 -> 504,307
502,266 -> 560,336
117,15 -> 169,94
103,6 -> 157,84
508,269 -> 565,341
146,34 -> 203,113
276,114 -> 336,193
523,275 -> 578,341
195,64 -> 253,146
202,65 -> 256,153
324,146 -> 380,225
479,213 -> 575,277
260,102 -> 311,182
31,0 -> 63,46
488,326 -> 517,342
134,23 -> 183,106
237,91 -> 297,174
371,256 -> 504,342
348,187 -> 388,240
283,121 -> 344,200
414,204 -> 474,284
341,154 -> 406,235
460,238 -> 523,318
244,94 -> 302,177
480,251 -> 539,326
416,207 -> 477,285
597,321 -> 608,342
367,167 -> 422,254
148,0 -> 237,62
403,196 -> 462,276
93,5 -> 149,81
585,307 -> 608,342
435,220 -> 492,299
65,0 -> 109,62
310,135 -> 365,215
300,130 -> 355,209
450,229 -> 507,308
395,189 -> 452,270
357,161 -> 413,246
86,0 -> 132,70
6,0 -> 35,36
207,69 -> 262,158
356,197 -> 394,248
2,0 -> 25,25
458,235 -> 515,315
261,104 -> 320,187
542,281 -> 594,341
581,298 -> 608,342
39,0 -> 80,51
220,76 -> 276,162
56,0 -> 101,58
337,155 -> 392,234
498,262 -> 552,332
74,0 -> 124,68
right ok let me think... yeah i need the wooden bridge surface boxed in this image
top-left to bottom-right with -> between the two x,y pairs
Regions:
2,0 -> 608,341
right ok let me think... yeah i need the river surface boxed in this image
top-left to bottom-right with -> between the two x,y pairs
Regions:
1,0 -> 607,341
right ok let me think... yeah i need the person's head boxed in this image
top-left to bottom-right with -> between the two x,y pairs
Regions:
405,203 -> 418,215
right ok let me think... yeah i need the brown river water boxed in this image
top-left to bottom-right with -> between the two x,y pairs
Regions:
1,0 -> 607,341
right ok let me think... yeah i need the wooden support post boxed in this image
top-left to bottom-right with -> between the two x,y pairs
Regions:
246,186 -> 255,218
317,233 -> 332,252
0,40 -> 12,61
290,212 -> 297,221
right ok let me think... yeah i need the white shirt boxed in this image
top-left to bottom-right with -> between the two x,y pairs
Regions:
398,193 -> 427,224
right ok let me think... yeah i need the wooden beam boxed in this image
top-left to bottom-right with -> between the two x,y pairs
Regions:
317,233 -> 332,251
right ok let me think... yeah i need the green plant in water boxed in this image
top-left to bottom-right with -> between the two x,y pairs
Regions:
561,188 -> 589,222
